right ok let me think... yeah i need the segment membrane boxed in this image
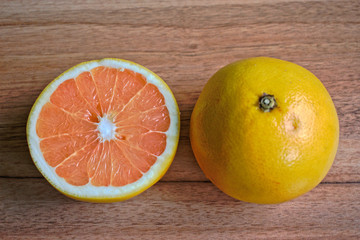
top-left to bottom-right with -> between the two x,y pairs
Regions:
37,67 -> 170,186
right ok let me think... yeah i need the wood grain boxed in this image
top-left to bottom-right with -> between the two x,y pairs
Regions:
0,0 -> 359,239
1,178 -> 360,239
0,25 -> 359,181
1,138 -> 360,183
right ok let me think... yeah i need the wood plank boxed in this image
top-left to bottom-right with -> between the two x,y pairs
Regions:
1,0 -> 359,239
0,0 -> 358,27
1,57 -> 359,182
1,52 -> 359,114
1,24 -> 359,57
0,49 -> 359,181
0,1 -> 359,183
1,138 -> 360,183
1,178 -> 359,239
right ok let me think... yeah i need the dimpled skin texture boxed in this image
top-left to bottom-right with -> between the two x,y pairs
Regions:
190,57 -> 339,204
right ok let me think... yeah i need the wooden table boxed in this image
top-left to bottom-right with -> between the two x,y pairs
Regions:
1,0 -> 359,239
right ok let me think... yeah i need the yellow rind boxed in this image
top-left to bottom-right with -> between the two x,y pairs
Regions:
190,57 -> 339,204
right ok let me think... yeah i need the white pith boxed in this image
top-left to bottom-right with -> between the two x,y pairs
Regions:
97,114 -> 116,141
27,59 -> 179,200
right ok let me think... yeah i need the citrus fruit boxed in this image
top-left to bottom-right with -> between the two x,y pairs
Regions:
190,57 -> 339,204
27,58 -> 180,202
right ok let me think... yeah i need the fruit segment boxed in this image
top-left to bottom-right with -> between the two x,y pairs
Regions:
116,106 -> 170,132
90,67 -> 117,114
75,72 -> 102,116
56,141 -> 98,186
110,69 -> 147,115
36,102 -> 97,138
40,131 -> 98,167
36,67 -> 170,186
110,141 -> 144,186
89,140 -> 112,186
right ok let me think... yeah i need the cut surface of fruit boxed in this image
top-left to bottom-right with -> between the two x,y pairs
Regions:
27,58 -> 180,202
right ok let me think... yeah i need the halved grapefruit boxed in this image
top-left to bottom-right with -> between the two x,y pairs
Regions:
27,58 -> 180,202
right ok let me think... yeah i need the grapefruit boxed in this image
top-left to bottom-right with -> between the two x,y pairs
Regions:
190,57 -> 339,204
27,58 -> 180,202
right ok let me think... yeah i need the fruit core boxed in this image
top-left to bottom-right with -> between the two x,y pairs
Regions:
97,114 -> 117,141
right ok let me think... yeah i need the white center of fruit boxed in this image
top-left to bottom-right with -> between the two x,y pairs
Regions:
97,115 -> 116,141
